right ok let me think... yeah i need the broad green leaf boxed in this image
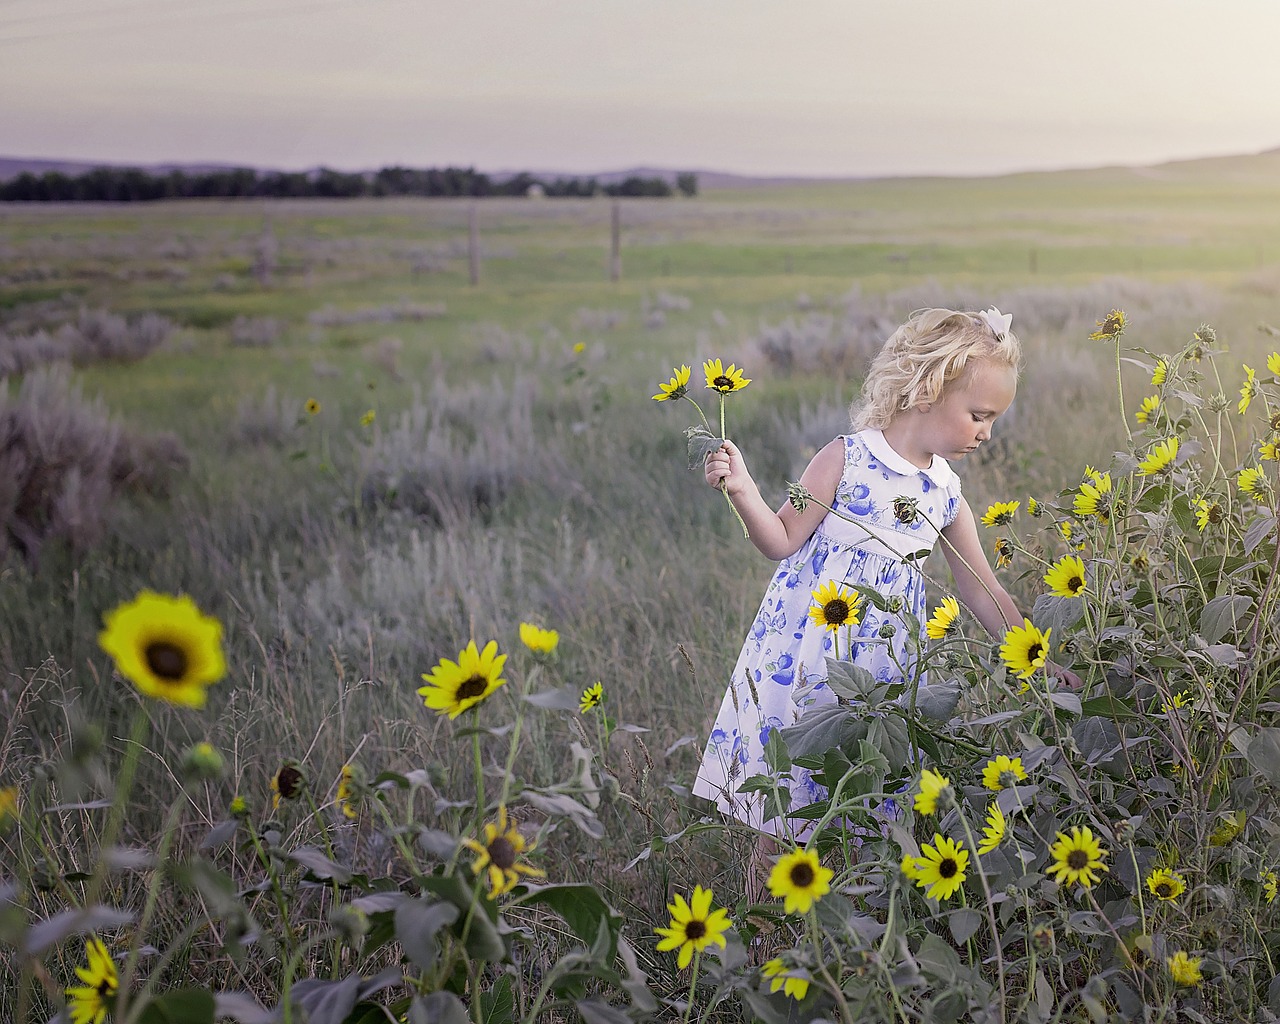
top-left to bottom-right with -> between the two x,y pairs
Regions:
523,686 -> 583,711
516,883 -> 622,961
947,908 -> 983,946
1244,511 -> 1276,555
1079,695 -> 1141,722
823,657 -> 879,701
1200,594 -> 1254,644
479,974 -> 516,1024
409,992 -> 469,1024
419,874 -> 507,963
23,906 -> 135,956
576,999 -> 632,1024
135,990 -> 216,1024
780,705 -> 868,760
685,425 -> 723,470
212,993 -> 271,1024
284,975 -> 360,1024
1246,728 -> 1280,786
282,846 -> 353,884
394,897 -> 458,972
915,932 -> 961,982
913,681 -> 961,721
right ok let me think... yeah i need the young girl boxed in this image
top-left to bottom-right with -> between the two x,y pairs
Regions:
692,307 -> 1027,845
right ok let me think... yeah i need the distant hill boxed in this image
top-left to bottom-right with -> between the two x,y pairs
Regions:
2,146 -> 1278,188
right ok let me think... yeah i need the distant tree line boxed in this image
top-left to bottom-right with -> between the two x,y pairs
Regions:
0,165 -> 698,202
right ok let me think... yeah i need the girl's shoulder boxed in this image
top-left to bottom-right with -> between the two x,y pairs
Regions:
845,428 -> 962,493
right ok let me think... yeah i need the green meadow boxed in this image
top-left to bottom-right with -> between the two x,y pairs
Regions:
4,152 -> 1280,1020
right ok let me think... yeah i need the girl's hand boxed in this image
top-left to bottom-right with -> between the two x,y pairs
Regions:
705,439 -> 750,497
1048,661 -> 1084,692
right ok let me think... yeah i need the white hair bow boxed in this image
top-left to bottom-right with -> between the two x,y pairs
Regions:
979,307 -> 1013,339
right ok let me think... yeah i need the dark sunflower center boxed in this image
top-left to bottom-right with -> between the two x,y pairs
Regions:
713,375 -> 733,390
684,919 -> 707,941
1155,882 -> 1172,898
456,674 -> 490,700
938,857 -> 958,879
823,599 -> 850,625
488,836 -> 517,870
276,766 -> 303,799
1027,643 -> 1043,664
145,641 -> 188,681
1066,849 -> 1089,870
1068,576 -> 1083,593
790,862 -> 815,887
1208,505 -> 1224,523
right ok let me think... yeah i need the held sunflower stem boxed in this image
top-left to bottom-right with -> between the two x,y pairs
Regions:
681,393 -> 710,429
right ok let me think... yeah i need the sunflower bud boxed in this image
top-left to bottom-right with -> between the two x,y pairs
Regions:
1112,817 -> 1137,843
787,482 -> 812,513
329,904 -> 370,943
892,496 -> 919,524
886,595 -> 905,614
878,623 -> 897,639
229,795 -> 250,819
182,742 -> 225,783
1031,923 -> 1055,954
1207,392 -> 1229,414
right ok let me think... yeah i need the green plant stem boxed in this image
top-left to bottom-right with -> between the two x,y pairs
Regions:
246,824 -> 296,959
279,931 -> 340,1024
955,810 -> 1007,1023
84,705 -> 150,909
1115,339 -> 1132,443
473,732 -> 486,830
499,665 -> 539,808
681,949 -> 702,1024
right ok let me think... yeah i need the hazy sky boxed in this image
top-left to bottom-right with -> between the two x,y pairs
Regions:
3,0 -> 1280,177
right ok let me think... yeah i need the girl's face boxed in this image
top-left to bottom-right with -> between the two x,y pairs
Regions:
921,360 -> 1017,460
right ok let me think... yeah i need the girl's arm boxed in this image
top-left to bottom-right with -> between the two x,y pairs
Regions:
706,437 -> 843,560
939,499 -> 1022,637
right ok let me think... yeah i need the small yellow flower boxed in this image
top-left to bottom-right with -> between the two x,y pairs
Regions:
65,936 -> 118,1024
1145,867 -> 1186,902
462,804 -> 546,898
912,833 -> 969,901
1138,437 -> 1179,476
1151,358 -> 1168,387
1261,440 -> 1280,462
808,580 -> 862,632
229,794 -> 249,818
579,681 -> 604,713
1088,309 -> 1126,341
761,958 -> 810,1001
1000,619 -> 1051,680
1208,809 -> 1246,846
1027,496 -> 1044,517
654,885 -> 732,970
703,358 -> 751,394
1160,691 -> 1191,713
1194,496 -> 1223,531
767,847 -> 834,915
925,597 -> 960,640
573,341 -> 586,355
1043,554 -> 1086,598
900,853 -> 922,880
518,622 -> 559,655
977,802 -> 1007,855
913,768 -> 952,816
993,537 -> 1013,569
1238,466 -> 1267,496
1239,365 -> 1257,415
1167,950 -> 1203,987
98,591 -> 227,709
652,364 -> 691,402
336,764 -> 360,819
1264,871 -> 1277,904
360,408 -> 376,426
1046,825 -> 1108,889
981,500 -> 1020,527
305,398 -> 321,416
1074,472 -> 1113,519
1135,395 -> 1160,425
418,640 -> 508,719
982,754 -> 1027,792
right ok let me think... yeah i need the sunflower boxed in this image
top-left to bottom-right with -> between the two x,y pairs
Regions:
572,341 -> 587,355
1261,441 -> 1280,462
1074,472 -> 1112,519
977,802 -> 1007,855
1088,309 -> 1126,341
1145,867 -> 1186,902
1046,825 -> 1108,889
1239,365 -> 1258,415
767,847 -> 834,915
808,580 -> 861,632
760,958 -> 810,1001
1027,496 -> 1044,517
1238,466 -> 1267,496
1138,437 -> 1179,476
418,640 -> 508,719
360,408 -> 376,427
982,754 -> 1027,792
652,364 -> 691,402
1264,871 -> 1277,904
912,834 -> 969,901
336,764 -> 360,819
703,358 -> 751,394
913,768 -> 952,816
579,681 -> 604,713
900,853 -> 922,880
1151,358 -> 1168,386
1194,496 -> 1224,531
518,622 -> 559,655
925,597 -> 960,640
270,761 -> 305,811
463,805 -> 545,899
654,885 -> 732,969
1043,555 -> 1086,598
0,784 -> 18,825
1167,951 -> 1203,987
981,500 -> 1020,527
1208,810 -> 1246,846
65,936 -> 118,1024
98,591 -> 226,709
1135,395 -> 1160,425
1057,521 -> 1085,550
1160,691 -> 1190,713
305,398 -> 321,415
1000,619 -> 1051,680
993,537 -> 1013,569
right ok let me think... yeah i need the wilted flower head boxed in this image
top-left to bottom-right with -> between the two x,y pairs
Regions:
1089,309 -> 1126,341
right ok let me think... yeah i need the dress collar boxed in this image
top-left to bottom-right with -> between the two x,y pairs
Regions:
860,429 -> 959,488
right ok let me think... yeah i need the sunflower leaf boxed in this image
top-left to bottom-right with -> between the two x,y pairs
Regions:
394,897 -> 459,973
135,990 -> 216,1024
685,425 -> 723,471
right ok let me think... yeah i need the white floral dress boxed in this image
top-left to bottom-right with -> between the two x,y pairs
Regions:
691,429 -> 963,836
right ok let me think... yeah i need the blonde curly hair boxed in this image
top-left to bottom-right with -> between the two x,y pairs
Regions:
850,308 -> 1021,430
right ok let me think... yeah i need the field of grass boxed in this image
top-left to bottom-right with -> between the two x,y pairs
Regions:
4,155 -> 1280,1019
